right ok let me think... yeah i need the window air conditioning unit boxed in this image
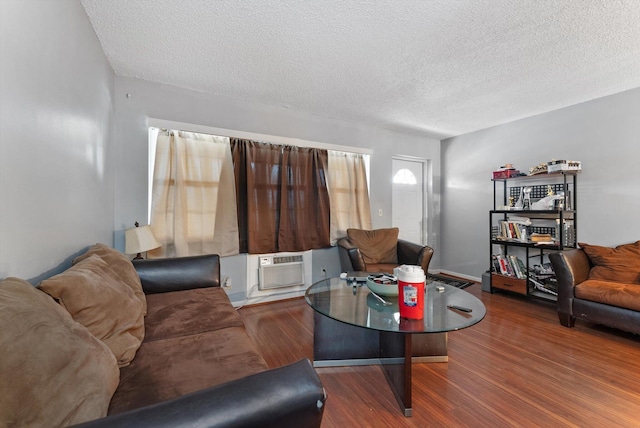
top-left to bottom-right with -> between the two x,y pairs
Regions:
258,255 -> 305,290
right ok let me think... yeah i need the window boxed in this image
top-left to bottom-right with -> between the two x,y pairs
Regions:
147,129 -> 238,257
393,168 -> 417,185
148,124 -> 372,256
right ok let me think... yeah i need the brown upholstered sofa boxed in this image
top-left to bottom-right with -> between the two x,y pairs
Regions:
549,241 -> 640,335
337,227 -> 434,274
0,244 -> 325,427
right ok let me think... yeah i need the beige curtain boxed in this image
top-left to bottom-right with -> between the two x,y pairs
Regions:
148,130 -> 239,258
327,151 -> 372,245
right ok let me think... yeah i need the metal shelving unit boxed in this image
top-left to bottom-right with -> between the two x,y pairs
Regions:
489,171 -> 578,302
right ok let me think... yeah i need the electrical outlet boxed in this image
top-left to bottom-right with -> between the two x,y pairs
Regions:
222,277 -> 232,288
378,208 -> 383,216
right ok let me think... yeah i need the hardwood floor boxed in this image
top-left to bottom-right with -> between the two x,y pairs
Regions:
238,284 -> 640,427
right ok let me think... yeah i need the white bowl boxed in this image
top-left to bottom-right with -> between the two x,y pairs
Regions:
366,274 -> 398,297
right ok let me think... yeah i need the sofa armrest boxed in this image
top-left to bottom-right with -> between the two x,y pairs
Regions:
397,240 -> 434,273
337,238 -> 366,272
133,254 -> 221,294
74,359 -> 326,428
549,249 -> 592,315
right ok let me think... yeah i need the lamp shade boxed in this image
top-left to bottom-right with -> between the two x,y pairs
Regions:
125,225 -> 160,255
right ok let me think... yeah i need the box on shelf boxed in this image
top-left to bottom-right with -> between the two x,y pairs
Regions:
492,169 -> 520,179
547,160 -> 581,173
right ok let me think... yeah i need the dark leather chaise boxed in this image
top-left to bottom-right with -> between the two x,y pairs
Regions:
549,247 -> 640,335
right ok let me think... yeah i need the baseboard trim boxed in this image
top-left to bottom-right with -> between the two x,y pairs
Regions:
436,269 -> 481,283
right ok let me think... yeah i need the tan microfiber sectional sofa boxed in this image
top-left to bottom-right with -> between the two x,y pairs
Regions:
549,240 -> 640,335
0,244 -> 325,427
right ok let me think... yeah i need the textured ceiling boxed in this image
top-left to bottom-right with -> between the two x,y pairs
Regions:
81,0 -> 640,139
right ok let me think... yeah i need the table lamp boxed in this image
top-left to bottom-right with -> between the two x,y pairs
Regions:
125,222 -> 160,260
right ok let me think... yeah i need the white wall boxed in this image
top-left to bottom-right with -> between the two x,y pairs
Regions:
0,2 -> 440,287
0,0 -> 115,281
111,76 -> 441,299
2,1 -> 637,290
441,88 -> 640,280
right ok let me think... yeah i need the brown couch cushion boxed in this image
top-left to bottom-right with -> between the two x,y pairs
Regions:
39,255 -> 145,367
0,277 -> 119,427
144,287 -> 244,342
74,243 -> 147,314
347,228 -> 399,265
108,326 -> 268,415
575,279 -> 640,312
365,262 -> 400,274
578,240 -> 640,283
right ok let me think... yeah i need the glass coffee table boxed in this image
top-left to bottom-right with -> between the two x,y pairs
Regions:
305,277 -> 486,416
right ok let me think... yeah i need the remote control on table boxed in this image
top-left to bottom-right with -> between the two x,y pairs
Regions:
447,304 -> 473,313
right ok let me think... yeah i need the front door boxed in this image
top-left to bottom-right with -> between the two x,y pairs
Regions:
392,158 -> 425,244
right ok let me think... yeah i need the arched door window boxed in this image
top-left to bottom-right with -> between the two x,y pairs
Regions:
393,168 -> 417,185
392,160 -> 425,245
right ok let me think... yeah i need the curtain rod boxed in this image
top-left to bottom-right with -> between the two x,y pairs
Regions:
148,118 -> 372,155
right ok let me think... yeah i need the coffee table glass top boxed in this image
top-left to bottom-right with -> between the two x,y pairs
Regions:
305,277 -> 486,334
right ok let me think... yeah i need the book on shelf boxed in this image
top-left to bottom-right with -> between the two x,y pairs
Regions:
492,254 -> 527,279
491,254 -> 501,273
498,221 -> 529,242
495,255 -> 511,276
516,257 -> 528,279
495,216 -> 531,242
499,255 -> 513,276
507,255 -> 520,278
530,233 -> 553,243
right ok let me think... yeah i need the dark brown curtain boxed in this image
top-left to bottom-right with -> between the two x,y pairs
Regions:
279,145 -> 331,251
230,138 -> 251,253
231,139 -> 281,254
231,138 -> 330,254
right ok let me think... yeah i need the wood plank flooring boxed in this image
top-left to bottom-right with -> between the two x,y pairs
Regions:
238,284 -> 640,427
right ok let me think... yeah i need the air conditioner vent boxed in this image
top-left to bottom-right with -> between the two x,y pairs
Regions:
259,255 -> 305,290
273,255 -> 303,264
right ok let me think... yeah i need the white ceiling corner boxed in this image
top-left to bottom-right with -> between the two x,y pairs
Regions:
81,0 -> 640,139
